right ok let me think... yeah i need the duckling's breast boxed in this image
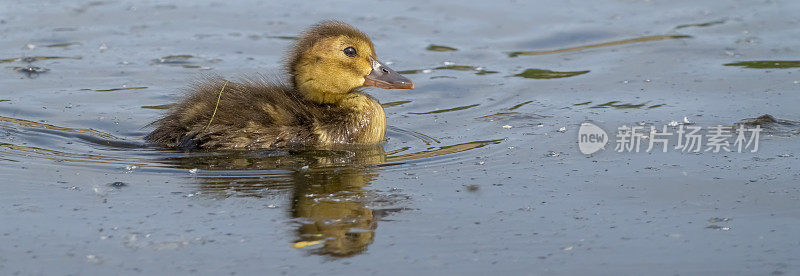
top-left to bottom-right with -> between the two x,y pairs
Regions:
313,93 -> 386,145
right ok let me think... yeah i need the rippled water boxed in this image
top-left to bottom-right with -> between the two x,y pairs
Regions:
2,0 -> 800,274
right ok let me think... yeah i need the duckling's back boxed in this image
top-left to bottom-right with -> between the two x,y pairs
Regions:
145,78 -> 334,150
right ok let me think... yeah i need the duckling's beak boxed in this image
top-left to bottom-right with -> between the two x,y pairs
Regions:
364,60 -> 414,89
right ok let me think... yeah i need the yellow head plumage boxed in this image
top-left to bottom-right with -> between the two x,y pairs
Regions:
287,21 -> 413,103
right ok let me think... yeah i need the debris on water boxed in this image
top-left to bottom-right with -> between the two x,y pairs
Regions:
1,56 -> 81,64
152,54 -> 217,69
675,19 -> 727,29
98,43 -> 108,52
44,42 -> 81,48
513,68 -> 590,79
739,114 -> 777,126
140,104 -> 175,109
724,60 -> 800,69
125,165 -> 137,172
189,168 -> 199,174
777,154 -> 793,157
154,54 -> 194,64
426,44 -> 458,52
706,217 -> 731,230
108,182 -> 128,189
519,206 -> 534,212
557,126 -> 567,133
706,225 -> 731,231
14,66 -> 49,77
381,100 -> 412,108
465,184 -> 479,192
735,114 -> 800,136
266,35 -> 298,40
502,125 -> 512,129
708,217 -> 731,223
95,86 -> 147,92
546,151 -> 560,157
666,116 -> 695,127
589,101 -> 647,109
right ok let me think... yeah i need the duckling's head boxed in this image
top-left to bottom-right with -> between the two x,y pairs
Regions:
287,21 -> 413,103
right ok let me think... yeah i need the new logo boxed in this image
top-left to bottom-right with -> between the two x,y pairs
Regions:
578,121 -> 608,154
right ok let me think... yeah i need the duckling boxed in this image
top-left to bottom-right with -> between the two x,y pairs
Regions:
145,21 -> 413,150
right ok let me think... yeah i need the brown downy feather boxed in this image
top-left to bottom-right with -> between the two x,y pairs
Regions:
145,77 -> 349,150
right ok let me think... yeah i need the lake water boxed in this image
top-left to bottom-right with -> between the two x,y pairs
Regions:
2,0 -> 799,274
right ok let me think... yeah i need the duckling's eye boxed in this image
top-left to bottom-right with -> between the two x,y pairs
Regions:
343,47 -> 357,57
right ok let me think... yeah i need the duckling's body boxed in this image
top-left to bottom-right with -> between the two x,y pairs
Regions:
145,21 -> 411,150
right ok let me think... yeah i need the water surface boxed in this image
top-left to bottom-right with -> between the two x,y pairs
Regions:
1,0 -> 799,275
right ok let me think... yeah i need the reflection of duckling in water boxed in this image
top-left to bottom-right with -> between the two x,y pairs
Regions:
178,146 -> 392,257
291,165 -> 379,257
145,21 -> 414,150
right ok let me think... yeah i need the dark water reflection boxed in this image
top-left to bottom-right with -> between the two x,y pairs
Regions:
148,137 -> 497,257
156,146 -> 392,257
